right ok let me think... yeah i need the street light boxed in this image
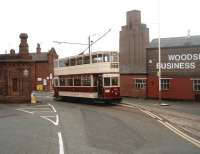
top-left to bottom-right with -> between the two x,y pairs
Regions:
158,0 -> 169,106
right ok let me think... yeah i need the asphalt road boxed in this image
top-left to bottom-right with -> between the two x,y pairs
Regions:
0,99 -> 200,154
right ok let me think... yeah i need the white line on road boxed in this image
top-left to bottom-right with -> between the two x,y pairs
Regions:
140,110 -> 157,118
120,103 -> 200,148
48,104 -> 57,112
18,108 -> 51,110
16,109 -> 34,114
40,114 -> 59,126
119,104 -> 137,109
28,104 -> 49,107
142,110 -> 163,121
158,120 -> 200,148
58,132 -> 64,154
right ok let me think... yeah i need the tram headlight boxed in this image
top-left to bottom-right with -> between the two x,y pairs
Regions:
105,89 -> 110,93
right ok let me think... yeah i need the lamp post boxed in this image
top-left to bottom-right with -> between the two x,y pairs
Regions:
158,0 -> 169,106
158,0 -> 161,104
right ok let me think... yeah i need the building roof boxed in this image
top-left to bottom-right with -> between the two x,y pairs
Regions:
149,35 -> 200,48
30,52 -> 48,61
0,52 -> 49,62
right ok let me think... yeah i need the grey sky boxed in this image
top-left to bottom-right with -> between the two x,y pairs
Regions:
0,0 -> 199,57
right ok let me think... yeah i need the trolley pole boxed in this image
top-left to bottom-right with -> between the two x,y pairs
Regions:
88,36 -> 92,64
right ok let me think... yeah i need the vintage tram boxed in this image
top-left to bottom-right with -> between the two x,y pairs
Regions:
53,51 -> 121,103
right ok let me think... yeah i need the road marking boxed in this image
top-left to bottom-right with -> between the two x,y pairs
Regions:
18,107 -> 51,110
16,109 -> 34,114
119,104 -> 137,109
27,104 -> 49,107
120,103 -> 200,148
16,107 -> 52,114
158,120 -> 200,148
120,104 -> 163,121
141,110 -> 157,118
144,110 -> 163,121
48,104 -> 57,112
40,114 -> 59,126
58,132 -> 64,154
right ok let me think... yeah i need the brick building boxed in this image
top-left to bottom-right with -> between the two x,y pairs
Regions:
119,10 -> 149,98
119,10 -> 200,101
0,33 -> 58,103
147,36 -> 200,101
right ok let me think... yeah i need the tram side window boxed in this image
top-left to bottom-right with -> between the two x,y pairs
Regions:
83,56 -> 90,64
93,76 -> 97,87
74,76 -> 81,86
111,53 -> 119,62
82,75 -> 91,86
111,77 -> 118,86
97,54 -> 103,62
77,57 -> 83,65
104,77 -> 111,86
60,78 -> 65,86
70,58 -> 76,66
66,77 -> 73,86
92,55 -> 98,63
103,54 -> 110,62
65,59 -> 69,66
54,79 -> 59,86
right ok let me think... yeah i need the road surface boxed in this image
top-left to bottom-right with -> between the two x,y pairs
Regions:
0,99 -> 199,154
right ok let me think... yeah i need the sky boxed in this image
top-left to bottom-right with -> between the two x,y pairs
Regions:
0,0 -> 199,57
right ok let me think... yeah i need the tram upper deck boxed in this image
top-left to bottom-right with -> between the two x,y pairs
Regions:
54,51 -> 119,76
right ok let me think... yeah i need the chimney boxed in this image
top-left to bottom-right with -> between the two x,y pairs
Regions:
19,33 -> 29,54
10,49 -> 15,55
36,43 -> 41,54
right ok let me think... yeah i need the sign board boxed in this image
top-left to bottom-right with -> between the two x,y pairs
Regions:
36,84 -> 43,91
37,78 -> 42,81
43,79 -> 47,86
156,53 -> 200,70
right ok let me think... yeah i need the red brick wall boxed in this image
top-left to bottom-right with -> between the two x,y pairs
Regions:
120,74 -> 147,98
147,76 -> 195,100
32,51 -> 58,91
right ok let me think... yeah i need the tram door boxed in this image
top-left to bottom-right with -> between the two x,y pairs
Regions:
97,75 -> 103,97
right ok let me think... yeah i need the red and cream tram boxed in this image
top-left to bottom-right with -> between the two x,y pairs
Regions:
53,51 -> 121,103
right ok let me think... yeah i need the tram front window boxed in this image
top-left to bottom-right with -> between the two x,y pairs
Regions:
112,77 -> 118,86
104,77 -> 110,86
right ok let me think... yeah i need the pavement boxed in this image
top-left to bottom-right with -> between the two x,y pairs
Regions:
121,97 -> 200,140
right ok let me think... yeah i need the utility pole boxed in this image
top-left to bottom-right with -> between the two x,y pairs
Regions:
158,0 -> 161,104
88,36 -> 92,64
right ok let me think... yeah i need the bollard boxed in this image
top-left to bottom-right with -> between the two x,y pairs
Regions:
31,92 -> 36,104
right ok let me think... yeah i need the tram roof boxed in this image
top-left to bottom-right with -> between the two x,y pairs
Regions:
58,51 -> 118,60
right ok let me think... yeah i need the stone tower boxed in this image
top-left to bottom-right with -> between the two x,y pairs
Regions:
120,10 -> 149,74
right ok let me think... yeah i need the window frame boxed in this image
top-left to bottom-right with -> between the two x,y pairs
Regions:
161,79 -> 170,91
82,75 -> 91,86
135,79 -> 146,89
193,79 -> 200,92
